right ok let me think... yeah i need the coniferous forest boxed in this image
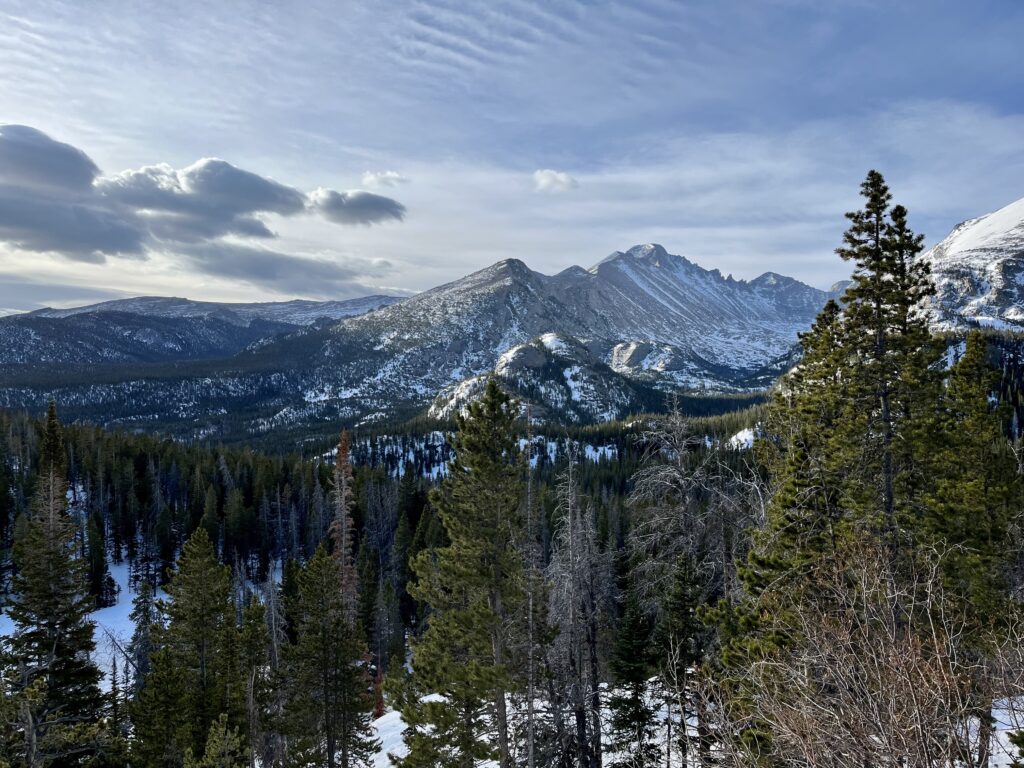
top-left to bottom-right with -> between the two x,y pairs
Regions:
5,171 -> 1024,767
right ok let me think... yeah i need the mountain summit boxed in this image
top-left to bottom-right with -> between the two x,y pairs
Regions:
0,244 -> 834,434
922,196 -> 1024,329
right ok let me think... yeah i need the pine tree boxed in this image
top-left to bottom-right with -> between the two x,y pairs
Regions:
282,545 -> 379,768
5,402 -> 106,766
133,528 -> 244,766
720,171 -> 942,761
924,331 -> 1020,615
607,595 -> 658,768
329,431 -> 359,624
655,556 -> 708,768
395,379 -> 525,768
832,169 -> 937,543
184,714 -> 250,768
127,581 -> 158,699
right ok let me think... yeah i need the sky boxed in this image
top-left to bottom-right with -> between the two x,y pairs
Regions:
0,0 -> 1022,312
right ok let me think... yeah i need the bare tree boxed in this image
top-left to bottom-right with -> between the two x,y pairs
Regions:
703,541 -> 1024,768
547,448 -> 614,768
628,403 -> 766,605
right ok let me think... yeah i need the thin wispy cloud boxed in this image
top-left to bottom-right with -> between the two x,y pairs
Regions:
0,1 -> 1021,309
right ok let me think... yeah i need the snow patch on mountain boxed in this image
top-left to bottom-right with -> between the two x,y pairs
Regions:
922,196 -> 1024,329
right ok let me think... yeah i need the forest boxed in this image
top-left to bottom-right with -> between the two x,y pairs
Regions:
4,171 -> 1024,767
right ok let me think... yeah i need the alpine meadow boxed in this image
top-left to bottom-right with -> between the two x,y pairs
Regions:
2,2 -> 1024,767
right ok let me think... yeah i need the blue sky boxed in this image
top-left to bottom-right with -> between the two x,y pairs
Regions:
0,0 -> 1022,310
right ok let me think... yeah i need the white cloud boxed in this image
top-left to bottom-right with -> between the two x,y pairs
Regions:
361,170 -> 409,188
533,169 -> 578,194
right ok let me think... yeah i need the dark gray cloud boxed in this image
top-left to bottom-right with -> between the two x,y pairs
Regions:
0,278 -> 130,314
0,125 -> 406,275
0,184 -> 146,260
182,242 -> 385,296
0,125 -> 100,191
310,188 -> 407,225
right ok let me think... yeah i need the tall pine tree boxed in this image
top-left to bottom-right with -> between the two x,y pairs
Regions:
281,545 -> 379,768
4,402 -> 106,766
394,379 -> 525,768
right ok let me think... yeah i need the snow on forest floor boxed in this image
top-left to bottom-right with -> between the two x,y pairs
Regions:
0,559 -> 164,691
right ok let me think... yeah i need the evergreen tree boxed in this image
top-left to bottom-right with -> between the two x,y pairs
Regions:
395,379 -> 525,768
5,403 -> 106,766
924,331 -> 1021,615
127,581 -> 158,699
655,556 -> 708,768
720,171 -> 942,761
282,546 -> 379,768
832,169 -> 937,543
607,596 -> 658,768
133,528 -> 244,766
329,431 -> 359,623
184,714 -> 250,768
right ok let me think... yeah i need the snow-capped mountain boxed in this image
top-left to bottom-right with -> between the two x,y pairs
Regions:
28,294 -> 402,326
922,196 -> 1024,329
327,243 -> 831,393
0,295 -> 402,364
429,333 -> 662,424
0,244 -> 836,437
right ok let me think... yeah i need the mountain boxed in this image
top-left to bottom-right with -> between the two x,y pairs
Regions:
325,243 -> 831,392
0,295 -> 402,364
0,245 -> 834,438
28,294 -> 402,325
922,196 -> 1024,329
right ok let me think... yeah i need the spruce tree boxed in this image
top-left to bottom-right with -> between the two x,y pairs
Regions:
924,330 -> 1020,615
133,528 -> 244,766
721,171 -> 941,761
395,379 -> 524,768
127,581 -> 158,699
329,431 -> 359,623
655,556 -> 708,767
832,169 -> 937,543
5,402 -> 106,766
282,545 -> 379,768
184,714 -> 250,768
607,595 -> 658,768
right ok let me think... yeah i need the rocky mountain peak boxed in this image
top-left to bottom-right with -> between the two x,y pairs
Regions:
921,194 -> 1024,329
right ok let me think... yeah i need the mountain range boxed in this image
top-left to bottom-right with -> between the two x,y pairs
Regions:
1,195 -> 1022,441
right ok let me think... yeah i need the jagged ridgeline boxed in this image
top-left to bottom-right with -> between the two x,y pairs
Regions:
0,244 -> 836,444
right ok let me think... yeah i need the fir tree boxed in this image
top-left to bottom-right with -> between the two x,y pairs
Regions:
184,714 -> 250,768
832,169 -> 937,543
282,545 -> 379,768
924,331 -> 1020,615
133,528 -> 244,766
655,556 -> 708,768
127,581 -> 158,699
329,431 -> 359,624
395,379 -> 525,768
5,403 -> 106,766
607,595 -> 658,768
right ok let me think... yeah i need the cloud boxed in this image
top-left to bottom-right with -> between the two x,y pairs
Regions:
97,159 -> 309,242
310,188 -> 407,225
533,168 -> 578,193
0,124 -> 100,191
0,184 -> 146,260
0,125 -> 407,277
361,170 -> 409,188
0,278 -> 130,315
181,242 -> 386,296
